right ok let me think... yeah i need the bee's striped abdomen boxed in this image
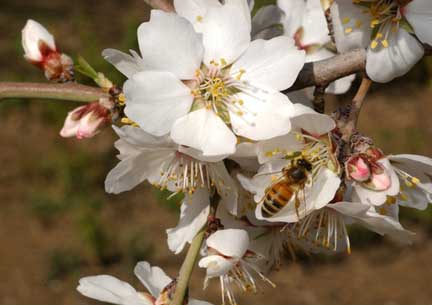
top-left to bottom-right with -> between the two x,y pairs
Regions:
262,182 -> 293,217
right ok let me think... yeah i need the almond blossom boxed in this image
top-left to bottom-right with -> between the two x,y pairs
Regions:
278,0 -> 355,95
105,1 -> 305,156
105,125 -> 238,212
77,261 -> 212,305
22,19 -> 74,82
330,0 -> 432,83
198,229 -> 274,305
238,112 -> 341,223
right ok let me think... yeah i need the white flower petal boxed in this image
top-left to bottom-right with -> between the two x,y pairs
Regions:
211,162 -> 239,215
230,92 -> 293,141
200,1 -> 251,66
278,0 -> 305,38
166,189 -> 210,254
330,1 -> 371,52
170,108 -> 237,156
256,133 -> 305,164
102,49 -> 146,78
366,29 -> 424,83
251,5 -> 283,38
134,262 -> 172,297
198,255 -> 235,278
231,37 -> 305,91
404,0 -> 432,45
207,229 -> 250,258
360,207 -> 415,245
124,71 -> 193,136
300,0 -> 330,46
22,19 -> 56,62
327,201 -> 371,217
105,126 -> 176,194
174,0 -> 221,31
77,275 -> 151,305
137,10 -> 204,79
389,154 -> 432,210
105,150 -> 174,194
290,103 -> 336,136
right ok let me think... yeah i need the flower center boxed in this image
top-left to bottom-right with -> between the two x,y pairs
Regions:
345,0 -> 404,49
191,61 -> 258,125
156,151 -> 213,195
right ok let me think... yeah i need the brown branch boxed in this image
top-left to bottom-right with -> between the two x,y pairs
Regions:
286,48 -> 366,92
0,82 -> 108,102
143,0 -> 174,12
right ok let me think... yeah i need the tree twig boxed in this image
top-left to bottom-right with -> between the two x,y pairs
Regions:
286,48 -> 366,92
171,193 -> 220,305
0,82 -> 108,102
143,0 -> 174,12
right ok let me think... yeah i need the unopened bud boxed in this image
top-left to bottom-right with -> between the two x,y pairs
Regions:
346,155 -> 371,182
60,98 -> 113,139
22,19 -> 74,82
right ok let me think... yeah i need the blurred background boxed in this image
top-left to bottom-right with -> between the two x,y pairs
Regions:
1,0 -> 432,305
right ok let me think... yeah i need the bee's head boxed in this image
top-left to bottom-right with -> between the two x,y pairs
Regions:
295,158 -> 312,171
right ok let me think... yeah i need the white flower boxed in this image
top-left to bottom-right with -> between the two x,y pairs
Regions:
107,2 -> 305,156
198,229 -> 274,305
278,0 -> 355,95
77,261 -> 212,305
330,0 -> 431,83
293,200 -> 414,254
22,19 -> 56,62
105,126 -> 238,209
388,154 -> 432,210
238,120 -> 341,223
166,188 -> 211,254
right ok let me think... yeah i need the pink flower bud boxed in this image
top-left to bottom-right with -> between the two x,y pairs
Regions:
22,19 -> 56,62
346,155 -> 371,182
60,99 -> 112,139
365,171 -> 392,191
22,19 -> 74,82
365,147 -> 384,162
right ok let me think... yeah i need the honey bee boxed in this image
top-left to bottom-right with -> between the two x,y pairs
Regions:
261,158 -> 313,217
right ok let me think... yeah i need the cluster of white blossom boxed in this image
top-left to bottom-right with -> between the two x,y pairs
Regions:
19,0 -> 432,305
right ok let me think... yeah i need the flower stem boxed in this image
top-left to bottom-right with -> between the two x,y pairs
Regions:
0,82 -> 107,102
171,193 -> 220,305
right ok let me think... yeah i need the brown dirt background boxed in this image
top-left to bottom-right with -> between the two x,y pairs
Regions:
1,1 -> 432,305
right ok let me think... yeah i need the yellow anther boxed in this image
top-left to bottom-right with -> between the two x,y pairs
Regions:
378,207 -> 387,215
370,40 -> 379,49
381,39 -> 389,48
196,15 -> 203,22
386,196 -> 397,205
405,180 -> 413,188
399,192 -> 408,201
355,20 -> 363,28
220,58 -> 227,66
345,27 -> 353,34
236,68 -> 246,80
342,17 -> 351,24
411,177 -> 420,185
370,19 -> 379,28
